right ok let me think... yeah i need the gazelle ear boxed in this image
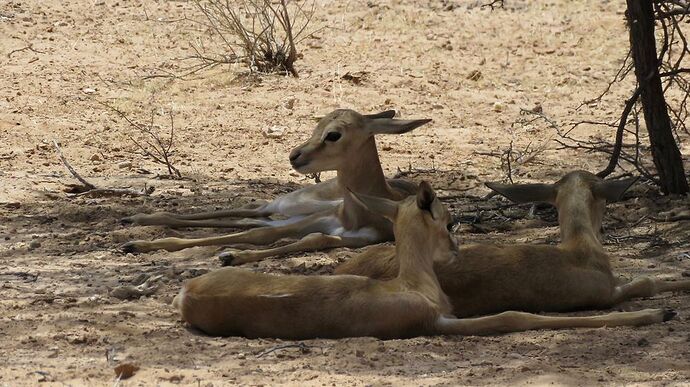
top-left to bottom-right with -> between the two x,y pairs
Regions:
346,188 -> 399,220
485,182 -> 557,204
364,117 -> 432,135
363,110 -> 397,119
592,177 -> 639,202
416,181 -> 437,212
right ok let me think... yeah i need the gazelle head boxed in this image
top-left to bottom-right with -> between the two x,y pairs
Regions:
348,181 -> 457,256
289,109 -> 431,174
485,170 -> 639,237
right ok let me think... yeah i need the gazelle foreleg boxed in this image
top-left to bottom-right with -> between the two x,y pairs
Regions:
435,309 -> 675,336
611,277 -> 690,304
121,210 -> 339,253
218,233 -> 377,266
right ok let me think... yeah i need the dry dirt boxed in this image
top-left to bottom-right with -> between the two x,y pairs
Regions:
2,0 -> 690,385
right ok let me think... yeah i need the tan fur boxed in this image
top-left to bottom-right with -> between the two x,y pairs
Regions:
120,109 -> 426,263
336,171 -> 690,316
174,182 -> 672,339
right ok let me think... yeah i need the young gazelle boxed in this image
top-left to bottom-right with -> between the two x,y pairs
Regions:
121,109 -> 428,264
336,171 -> 690,317
172,181 -> 673,339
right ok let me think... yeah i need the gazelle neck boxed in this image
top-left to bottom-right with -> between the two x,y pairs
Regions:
337,138 -> 393,198
557,196 -> 604,251
338,138 -> 397,230
394,223 -> 453,315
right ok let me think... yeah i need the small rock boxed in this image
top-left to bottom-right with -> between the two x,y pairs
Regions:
682,271 -> 690,277
263,126 -> 287,138
29,240 -> 41,250
117,161 -> 132,169
81,87 -> 97,94
90,153 -> 101,162
492,102 -> 504,112
282,97 -> 296,110
637,338 -> 649,347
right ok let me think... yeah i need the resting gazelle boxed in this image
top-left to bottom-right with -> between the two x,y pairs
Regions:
122,109 -> 428,265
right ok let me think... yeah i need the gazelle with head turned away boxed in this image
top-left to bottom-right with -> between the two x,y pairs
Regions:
336,171 -> 690,317
172,181 -> 673,339
121,109 -> 429,265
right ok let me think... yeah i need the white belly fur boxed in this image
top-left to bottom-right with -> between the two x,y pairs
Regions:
264,194 -> 342,217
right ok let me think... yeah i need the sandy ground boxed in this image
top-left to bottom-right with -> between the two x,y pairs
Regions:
1,0 -> 690,385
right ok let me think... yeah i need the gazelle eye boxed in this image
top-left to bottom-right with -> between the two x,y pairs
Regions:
325,132 -> 342,142
446,223 -> 454,232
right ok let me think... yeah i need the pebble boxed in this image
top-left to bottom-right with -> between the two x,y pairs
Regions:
263,126 -> 287,138
29,240 -> 41,250
282,97 -> 296,110
117,161 -> 132,169
492,102 -> 504,112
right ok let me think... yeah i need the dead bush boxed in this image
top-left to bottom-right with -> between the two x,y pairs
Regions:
189,0 -> 318,77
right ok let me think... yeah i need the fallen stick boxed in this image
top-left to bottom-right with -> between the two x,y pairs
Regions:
53,139 -> 154,197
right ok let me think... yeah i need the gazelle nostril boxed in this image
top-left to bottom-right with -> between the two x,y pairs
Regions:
289,150 -> 301,162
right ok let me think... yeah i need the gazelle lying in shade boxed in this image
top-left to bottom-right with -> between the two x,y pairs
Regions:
172,181 -> 674,339
121,109 -> 428,265
336,171 -> 690,317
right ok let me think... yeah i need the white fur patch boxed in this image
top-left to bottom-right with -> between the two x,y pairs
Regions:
258,293 -> 293,298
172,287 -> 186,309
265,195 -> 342,217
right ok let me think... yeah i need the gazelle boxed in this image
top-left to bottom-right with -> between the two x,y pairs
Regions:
121,109 -> 429,265
336,171 -> 690,317
172,181 -> 674,339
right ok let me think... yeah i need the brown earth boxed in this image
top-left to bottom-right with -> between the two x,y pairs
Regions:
1,0 -> 690,385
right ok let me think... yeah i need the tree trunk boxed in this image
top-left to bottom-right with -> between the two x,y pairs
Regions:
626,0 -> 689,194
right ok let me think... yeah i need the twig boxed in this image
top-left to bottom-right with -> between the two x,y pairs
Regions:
53,139 -> 154,198
68,187 -> 154,198
481,0 -> 505,10
53,140 -> 97,190
7,44 -> 45,58
98,101 -> 183,178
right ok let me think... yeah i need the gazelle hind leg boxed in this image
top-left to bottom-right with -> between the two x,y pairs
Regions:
121,202 -> 272,227
435,309 -> 675,336
219,234 -> 375,266
611,277 -> 690,304
121,210 -> 338,253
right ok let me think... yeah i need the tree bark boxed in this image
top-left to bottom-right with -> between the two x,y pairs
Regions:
626,0 -> 689,194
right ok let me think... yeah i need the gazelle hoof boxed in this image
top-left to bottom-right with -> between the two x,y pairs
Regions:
219,250 -> 241,266
218,251 -> 235,266
663,308 -> 677,322
121,241 -> 143,254
120,216 -> 134,225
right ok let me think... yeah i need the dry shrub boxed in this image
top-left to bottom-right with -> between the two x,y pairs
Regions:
190,0 -> 318,77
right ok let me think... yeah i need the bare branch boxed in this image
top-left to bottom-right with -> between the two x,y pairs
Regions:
53,140 -> 97,190
99,102 -> 183,178
597,87 -> 643,178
